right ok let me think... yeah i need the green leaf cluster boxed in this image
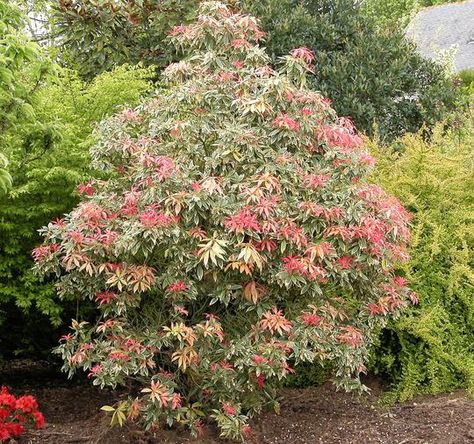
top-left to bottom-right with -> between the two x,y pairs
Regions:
367,114 -> 474,400
362,0 -> 468,29
50,0 -> 199,78
242,0 -> 460,140
0,3 -> 155,359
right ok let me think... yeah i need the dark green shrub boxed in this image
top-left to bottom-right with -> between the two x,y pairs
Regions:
243,0 -> 459,140
50,0 -> 199,78
47,0 -> 459,140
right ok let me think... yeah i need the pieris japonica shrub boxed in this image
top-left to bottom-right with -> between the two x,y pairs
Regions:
34,2 -> 415,440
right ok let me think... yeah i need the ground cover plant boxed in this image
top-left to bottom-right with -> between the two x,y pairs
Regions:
34,2 -> 417,440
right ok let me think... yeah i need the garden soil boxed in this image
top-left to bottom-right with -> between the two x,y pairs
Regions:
3,360 -> 474,444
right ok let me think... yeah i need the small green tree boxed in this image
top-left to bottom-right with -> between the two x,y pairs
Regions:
0,25 -> 154,358
35,3 -> 415,440
49,0 -> 199,78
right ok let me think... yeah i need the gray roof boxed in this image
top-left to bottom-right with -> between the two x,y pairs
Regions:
406,0 -> 474,72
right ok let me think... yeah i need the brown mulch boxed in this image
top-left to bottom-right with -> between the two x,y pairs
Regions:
3,360 -> 474,444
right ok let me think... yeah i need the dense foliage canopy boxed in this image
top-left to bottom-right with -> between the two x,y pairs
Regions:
0,0 -> 155,358
244,0 -> 459,140
42,0 -> 460,140
42,0 -> 198,78
369,118 -> 474,400
35,3 -> 416,439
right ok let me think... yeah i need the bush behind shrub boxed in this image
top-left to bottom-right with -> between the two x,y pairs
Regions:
0,64 -> 154,359
243,0 -> 459,141
367,116 -> 474,401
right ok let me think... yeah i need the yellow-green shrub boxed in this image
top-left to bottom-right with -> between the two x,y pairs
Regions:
368,116 -> 474,401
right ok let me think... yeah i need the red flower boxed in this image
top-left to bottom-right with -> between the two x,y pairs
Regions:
6,422 -> 24,438
0,388 -> 16,410
0,387 -> 44,440
0,426 -> 9,440
300,312 -> 322,326
167,280 -> 189,294
272,114 -> 300,132
222,402 -> 236,416
15,395 -> 38,413
291,47 -> 315,64
224,209 -> 261,233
